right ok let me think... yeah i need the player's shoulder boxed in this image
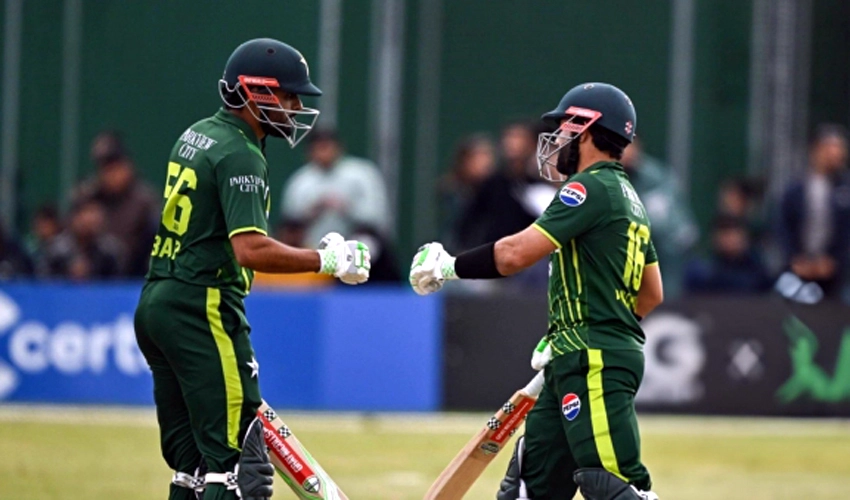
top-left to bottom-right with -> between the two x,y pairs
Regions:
174,116 -> 240,160
554,170 -> 610,209
203,119 -> 265,167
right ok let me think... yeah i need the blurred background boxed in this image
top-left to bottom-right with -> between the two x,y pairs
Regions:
1,1 -> 850,499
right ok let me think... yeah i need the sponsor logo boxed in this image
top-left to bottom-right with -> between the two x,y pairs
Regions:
559,182 -> 587,207
479,442 -> 500,454
262,423 -> 318,489
178,129 -> 217,151
487,416 -> 501,430
0,291 -> 147,401
302,477 -> 320,493
228,175 -> 267,194
565,106 -> 598,119
777,315 -> 850,404
241,76 -> 280,87
637,313 -> 705,404
561,393 -> 581,421
491,396 -> 535,443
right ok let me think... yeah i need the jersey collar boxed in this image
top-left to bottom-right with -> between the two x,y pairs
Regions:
587,160 -> 625,173
213,108 -> 263,152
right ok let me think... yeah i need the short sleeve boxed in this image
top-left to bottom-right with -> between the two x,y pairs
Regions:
532,176 -> 608,248
216,148 -> 270,238
646,238 -> 658,265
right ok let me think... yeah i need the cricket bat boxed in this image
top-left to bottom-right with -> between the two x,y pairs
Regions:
424,371 -> 546,500
257,400 -> 349,500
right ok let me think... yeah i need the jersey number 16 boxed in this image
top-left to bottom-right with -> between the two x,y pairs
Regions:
623,222 -> 650,292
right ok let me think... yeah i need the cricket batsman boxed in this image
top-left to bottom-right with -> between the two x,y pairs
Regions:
410,82 -> 663,499
134,38 -> 371,500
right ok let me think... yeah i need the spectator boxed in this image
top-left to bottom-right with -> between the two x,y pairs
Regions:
453,121 -> 554,292
0,220 -> 33,279
621,138 -> 698,299
777,124 -> 850,296
684,215 -> 772,293
455,121 -> 554,251
717,176 -> 768,239
718,179 -> 748,217
438,134 -> 496,248
281,128 -> 390,247
24,204 -> 62,276
73,130 -> 159,276
40,199 -> 122,280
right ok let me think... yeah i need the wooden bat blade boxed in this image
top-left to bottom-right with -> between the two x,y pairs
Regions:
424,372 -> 545,500
423,427 -> 496,499
258,400 -> 349,500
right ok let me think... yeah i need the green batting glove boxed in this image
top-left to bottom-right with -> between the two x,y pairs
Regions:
531,336 -> 553,371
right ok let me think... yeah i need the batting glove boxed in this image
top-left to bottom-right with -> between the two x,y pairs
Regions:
409,242 -> 457,296
531,336 -> 553,371
317,232 -> 371,285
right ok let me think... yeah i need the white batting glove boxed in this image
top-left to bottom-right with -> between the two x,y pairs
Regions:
409,242 -> 457,296
531,336 -> 553,371
317,232 -> 371,285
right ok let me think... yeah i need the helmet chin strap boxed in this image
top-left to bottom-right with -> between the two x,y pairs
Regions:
557,137 -> 581,177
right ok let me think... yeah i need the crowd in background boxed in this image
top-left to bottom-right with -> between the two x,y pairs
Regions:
1,122 -> 849,302
0,131 -> 158,281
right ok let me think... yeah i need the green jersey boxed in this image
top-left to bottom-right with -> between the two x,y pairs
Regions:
146,109 -> 271,296
533,161 -> 658,354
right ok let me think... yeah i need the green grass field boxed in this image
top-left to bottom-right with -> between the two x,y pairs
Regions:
1,405 -> 848,499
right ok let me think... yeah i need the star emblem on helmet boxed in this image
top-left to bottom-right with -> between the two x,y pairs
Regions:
625,120 -> 633,135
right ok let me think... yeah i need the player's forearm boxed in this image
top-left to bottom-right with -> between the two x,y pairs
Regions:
493,237 -> 528,276
634,296 -> 660,318
635,264 -> 663,317
454,242 -> 507,279
454,228 -> 554,279
233,234 -> 320,273
455,236 -> 532,279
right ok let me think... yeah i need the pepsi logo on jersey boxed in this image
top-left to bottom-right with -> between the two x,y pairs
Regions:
559,182 -> 587,207
562,393 -> 581,421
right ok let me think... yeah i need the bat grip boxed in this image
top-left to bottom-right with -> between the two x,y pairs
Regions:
523,371 -> 545,397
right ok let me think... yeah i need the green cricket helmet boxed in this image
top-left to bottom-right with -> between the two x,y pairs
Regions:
218,38 -> 322,148
537,82 -> 636,181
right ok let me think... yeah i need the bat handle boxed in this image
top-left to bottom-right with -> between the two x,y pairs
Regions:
523,371 -> 545,397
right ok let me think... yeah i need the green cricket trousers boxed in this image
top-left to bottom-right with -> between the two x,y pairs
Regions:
134,279 -> 262,500
522,348 -> 651,499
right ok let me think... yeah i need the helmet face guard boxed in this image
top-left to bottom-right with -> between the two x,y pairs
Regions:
219,75 -> 319,148
536,106 -> 601,182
